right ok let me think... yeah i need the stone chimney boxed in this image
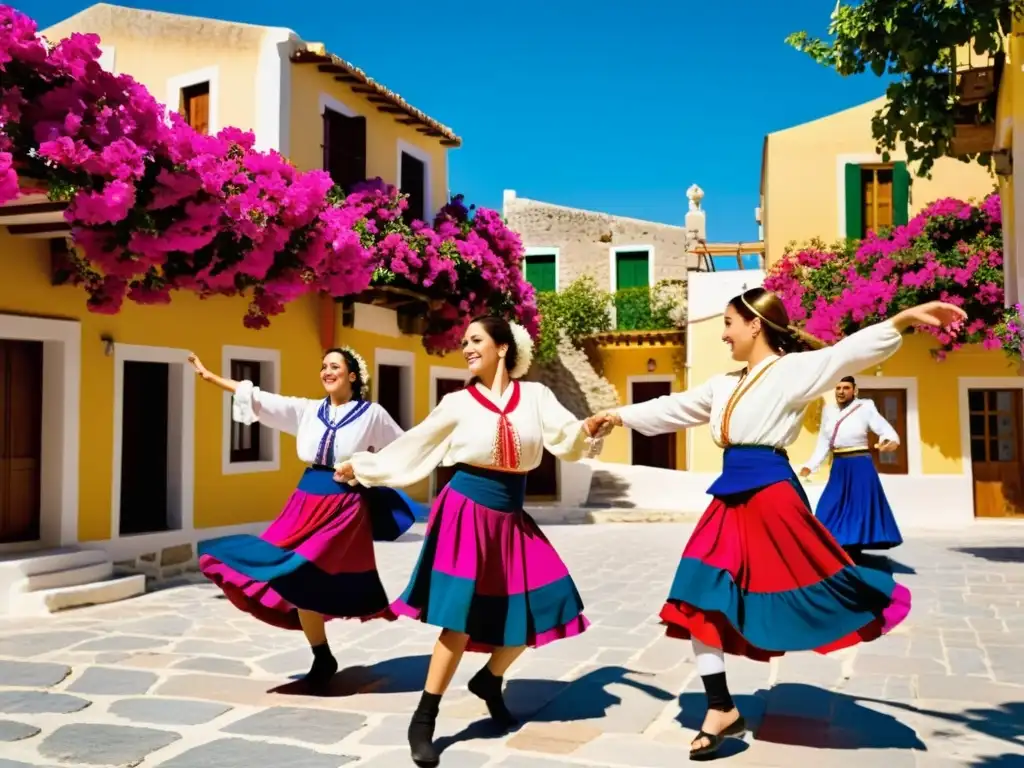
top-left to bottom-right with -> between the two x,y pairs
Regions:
685,184 -> 706,242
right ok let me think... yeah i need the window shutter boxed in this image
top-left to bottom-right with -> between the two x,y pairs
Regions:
616,252 -> 649,290
844,164 -> 863,241
525,255 -> 556,293
893,161 -> 910,226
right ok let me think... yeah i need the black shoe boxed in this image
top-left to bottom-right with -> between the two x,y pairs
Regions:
468,666 -> 519,729
408,711 -> 439,767
302,653 -> 338,694
689,715 -> 746,760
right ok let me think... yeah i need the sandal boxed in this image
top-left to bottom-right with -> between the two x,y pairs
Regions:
689,715 -> 746,759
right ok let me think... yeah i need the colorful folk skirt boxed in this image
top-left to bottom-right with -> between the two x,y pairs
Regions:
816,451 -> 903,551
197,467 -> 422,631
392,463 -> 590,652
660,446 -> 912,661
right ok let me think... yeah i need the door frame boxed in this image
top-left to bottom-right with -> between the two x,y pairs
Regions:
0,314 -> 80,551
427,365 -> 467,499
626,374 -> 676,467
220,345 -> 281,476
373,348 -> 415,430
111,345 -> 194,540
958,376 -> 1024,515
855,376 -> 922,475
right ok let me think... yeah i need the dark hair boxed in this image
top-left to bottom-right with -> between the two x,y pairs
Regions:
323,347 -> 365,400
727,287 -> 825,355
839,376 -> 856,386
465,315 -> 519,385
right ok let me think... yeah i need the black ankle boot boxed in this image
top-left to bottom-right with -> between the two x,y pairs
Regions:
408,692 -> 441,766
468,666 -> 518,729
303,643 -> 338,693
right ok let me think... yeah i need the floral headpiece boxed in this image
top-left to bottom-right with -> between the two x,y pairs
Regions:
341,346 -> 371,399
508,322 -> 534,380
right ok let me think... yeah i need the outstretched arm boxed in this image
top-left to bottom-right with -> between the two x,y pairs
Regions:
612,379 -> 715,437
801,423 -> 832,477
865,400 -> 900,450
538,385 -> 595,462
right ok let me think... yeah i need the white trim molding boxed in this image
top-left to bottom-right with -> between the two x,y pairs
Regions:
427,365 -> 468,498
373,348 -> 415,430
97,45 -> 116,72
254,27 -> 297,155
319,92 -> 358,119
834,152 -> 909,240
111,344 -> 195,540
397,139 -> 434,220
957,376 -> 1024,477
166,66 -> 220,134
855,376 -> 922,475
0,315 -> 81,548
220,345 -> 281,476
523,246 -> 561,292
609,245 -> 656,293
626,374 -> 676,467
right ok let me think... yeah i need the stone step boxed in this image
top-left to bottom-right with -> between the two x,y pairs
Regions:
0,547 -> 108,577
7,574 -> 146,615
16,560 -> 114,593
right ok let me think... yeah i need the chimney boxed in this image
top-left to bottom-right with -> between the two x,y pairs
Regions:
685,184 -> 706,241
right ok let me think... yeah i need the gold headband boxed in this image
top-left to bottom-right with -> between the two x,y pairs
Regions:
741,295 -> 789,334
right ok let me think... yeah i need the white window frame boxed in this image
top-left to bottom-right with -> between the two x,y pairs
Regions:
319,92 -> 359,119
855,376 -> 921,476
111,345 -> 195,540
0,315 -> 81,550
523,246 -> 561,292
373,348 -> 415,430
221,345 -> 281,476
166,66 -> 220,134
626,374 -> 676,467
397,139 -> 434,220
834,152 -> 910,241
97,45 -> 116,72
958,376 -> 1024,477
608,245 -> 655,293
427,365 -> 468,498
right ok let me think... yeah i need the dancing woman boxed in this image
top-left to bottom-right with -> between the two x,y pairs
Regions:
334,315 -> 596,767
586,288 -> 964,759
189,347 -> 422,692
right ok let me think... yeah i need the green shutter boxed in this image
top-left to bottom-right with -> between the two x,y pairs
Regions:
893,161 -> 910,226
615,251 -> 650,289
844,163 -> 863,241
524,254 -> 556,293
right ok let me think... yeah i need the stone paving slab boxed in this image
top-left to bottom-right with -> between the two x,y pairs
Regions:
0,524 -> 1023,767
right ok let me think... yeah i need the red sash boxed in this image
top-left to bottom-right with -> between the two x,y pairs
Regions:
466,381 -> 523,470
829,402 -> 863,450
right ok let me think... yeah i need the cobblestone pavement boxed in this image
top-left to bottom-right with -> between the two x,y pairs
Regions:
1,523 -> 1023,768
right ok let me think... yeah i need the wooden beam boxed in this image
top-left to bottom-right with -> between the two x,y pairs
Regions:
7,222 -> 70,236
376,106 -> 406,114
350,85 -> 377,94
0,201 -> 66,218
333,74 -> 359,83
317,63 -> 343,73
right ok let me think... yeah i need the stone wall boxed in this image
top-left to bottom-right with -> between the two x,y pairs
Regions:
504,191 -> 700,292
527,333 -> 620,418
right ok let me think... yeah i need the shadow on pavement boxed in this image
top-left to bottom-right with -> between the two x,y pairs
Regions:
437,666 -> 675,755
970,755 -> 1024,767
855,553 -> 916,575
677,683 -> 925,752
857,696 -> 1024,752
274,654 -> 432,697
952,546 -> 1024,564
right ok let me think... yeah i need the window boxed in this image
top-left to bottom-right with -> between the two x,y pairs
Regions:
400,151 -> 426,224
181,81 -> 210,135
229,360 -> 262,464
524,251 -> 557,293
968,389 -> 1022,464
859,388 -> 909,475
614,249 -> 651,290
323,107 -> 367,193
844,162 -> 910,240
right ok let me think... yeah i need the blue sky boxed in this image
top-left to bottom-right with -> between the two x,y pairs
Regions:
21,0 -> 892,245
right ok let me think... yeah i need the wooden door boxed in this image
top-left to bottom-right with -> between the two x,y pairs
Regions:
968,389 -> 1024,518
119,361 -> 170,535
400,152 -> 426,223
0,340 -> 43,544
377,364 -> 405,429
181,82 -> 210,135
323,109 -> 367,193
630,381 -> 676,469
526,450 -> 558,499
432,377 -> 467,494
858,389 -> 909,475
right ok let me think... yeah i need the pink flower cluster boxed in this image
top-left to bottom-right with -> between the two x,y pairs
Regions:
764,193 -> 1012,359
0,5 -> 536,353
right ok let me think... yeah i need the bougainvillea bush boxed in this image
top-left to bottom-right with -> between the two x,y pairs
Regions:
764,194 -> 1009,361
0,5 -> 536,353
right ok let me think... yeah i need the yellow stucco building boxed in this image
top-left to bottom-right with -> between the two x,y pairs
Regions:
679,97 -> 1022,529
0,4 -> 481,609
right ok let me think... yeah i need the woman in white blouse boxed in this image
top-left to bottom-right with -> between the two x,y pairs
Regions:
188,347 -> 420,693
334,315 -> 597,767
584,288 -> 964,759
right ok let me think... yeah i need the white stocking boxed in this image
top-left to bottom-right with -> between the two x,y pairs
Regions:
692,637 -> 725,676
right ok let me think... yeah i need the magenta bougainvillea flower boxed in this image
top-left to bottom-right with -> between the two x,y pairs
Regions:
0,5 -> 536,354
763,192 -> 1019,360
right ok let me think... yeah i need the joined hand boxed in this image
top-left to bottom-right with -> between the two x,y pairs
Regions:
333,462 -> 354,483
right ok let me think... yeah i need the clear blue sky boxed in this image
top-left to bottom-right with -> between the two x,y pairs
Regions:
21,0 -> 891,243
